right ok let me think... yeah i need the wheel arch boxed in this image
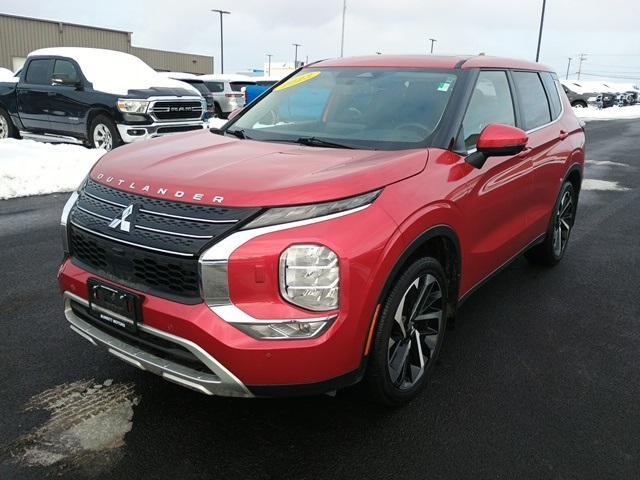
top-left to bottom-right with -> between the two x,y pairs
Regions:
86,107 -> 116,139
564,163 -> 583,194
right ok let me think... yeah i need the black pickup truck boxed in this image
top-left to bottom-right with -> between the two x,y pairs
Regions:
0,47 -> 207,150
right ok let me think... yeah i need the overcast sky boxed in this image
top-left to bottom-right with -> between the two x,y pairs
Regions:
2,0 -> 640,82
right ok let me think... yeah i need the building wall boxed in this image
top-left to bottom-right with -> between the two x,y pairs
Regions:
0,14 -> 213,74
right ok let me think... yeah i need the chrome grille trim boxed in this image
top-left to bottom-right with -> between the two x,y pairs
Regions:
70,221 -> 195,257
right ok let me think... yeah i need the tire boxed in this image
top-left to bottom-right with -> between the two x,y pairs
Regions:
88,114 -> 121,151
571,101 -> 587,108
213,102 -> 226,119
525,181 -> 577,266
364,257 -> 448,406
0,107 -> 17,139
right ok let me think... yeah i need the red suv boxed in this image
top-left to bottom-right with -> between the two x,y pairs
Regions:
58,55 -> 585,405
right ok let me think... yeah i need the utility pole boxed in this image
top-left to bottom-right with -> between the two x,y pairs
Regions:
340,0 -> 347,57
577,53 -> 587,80
292,43 -> 301,67
428,38 -> 437,54
211,9 -> 230,74
565,57 -> 572,80
266,54 -> 273,76
535,0 -> 546,62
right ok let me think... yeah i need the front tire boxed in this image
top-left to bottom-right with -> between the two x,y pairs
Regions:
0,107 -> 17,139
365,257 -> 448,406
525,181 -> 577,266
88,115 -> 121,151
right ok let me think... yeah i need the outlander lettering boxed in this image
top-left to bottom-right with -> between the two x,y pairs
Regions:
58,55 -> 585,405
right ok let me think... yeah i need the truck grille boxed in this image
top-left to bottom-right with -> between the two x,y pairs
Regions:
68,180 -> 260,303
149,100 -> 203,121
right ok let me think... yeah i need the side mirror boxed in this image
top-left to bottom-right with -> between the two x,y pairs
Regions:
51,75 -> 81,88
465,124 -> 528,169
227,107 -> 244,121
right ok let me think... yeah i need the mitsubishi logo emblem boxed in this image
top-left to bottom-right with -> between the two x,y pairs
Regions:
109,204 -> 135,233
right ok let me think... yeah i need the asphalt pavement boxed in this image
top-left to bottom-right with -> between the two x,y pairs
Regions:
1,120 -> 639,479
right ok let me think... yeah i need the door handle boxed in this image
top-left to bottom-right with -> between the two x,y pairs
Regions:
559,129 -> 569,140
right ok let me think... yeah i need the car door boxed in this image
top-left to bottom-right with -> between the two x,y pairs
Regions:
511,70 -> 561,240
16,58 -> 53,131
48,58 -> 87,135
456,70 -> 535,290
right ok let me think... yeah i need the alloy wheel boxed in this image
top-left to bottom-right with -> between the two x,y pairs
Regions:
0,115 -> 8,139
387,273 -> 444,390
553,189 -> 574,257
93,124 -> 113,150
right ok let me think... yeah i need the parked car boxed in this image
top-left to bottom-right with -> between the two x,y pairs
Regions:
244,76 -> 282,104
59,55 -> 584,405
560,81 -> 592,108
159,72 -> 215,119
0,48 -> 207,150
199,74 -> 256,118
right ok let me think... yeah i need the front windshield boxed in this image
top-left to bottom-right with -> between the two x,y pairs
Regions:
231,67 -> 458,150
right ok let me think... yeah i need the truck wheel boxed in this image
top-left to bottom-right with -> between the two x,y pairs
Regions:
88,115 -> 121,151
525,181 -> 577,266
364,257 -> 448,406
214,102 -> 226,119
571,100 -> 587,108
0,108 -> 17,139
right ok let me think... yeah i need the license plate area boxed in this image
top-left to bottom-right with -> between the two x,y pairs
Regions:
88,279 -> 142,333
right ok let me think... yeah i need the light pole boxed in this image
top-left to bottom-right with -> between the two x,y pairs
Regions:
565,57 -> 572,80
292,43 -> 302,67
428,38 -> 437,54
211,9 -> 230,74
577,53 -> 587,80
340,0 -> 347,57
266,54 -> 273,76
535,0 -> 546,62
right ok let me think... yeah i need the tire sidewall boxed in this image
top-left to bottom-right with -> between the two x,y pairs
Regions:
367,257 -> 448,405
0,108 -> 15,139
549,182 -> 576,261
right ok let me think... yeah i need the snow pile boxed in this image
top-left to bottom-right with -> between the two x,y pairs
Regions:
573,105 -> 640,121
0,67 -> 17,82
0,139 -> 104,199
28,48 -> 199,96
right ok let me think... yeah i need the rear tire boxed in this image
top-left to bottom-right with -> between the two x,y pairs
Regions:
525,181 -> 577,266
364,257 -> 448,406
0,107 -> 18,139
88,115 -> 121,151
571,100 -> 587,108
213,102 -> 226,119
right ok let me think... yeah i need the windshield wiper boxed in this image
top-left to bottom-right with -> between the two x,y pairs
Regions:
225,128 -> 251,140
294,136 -> 355,149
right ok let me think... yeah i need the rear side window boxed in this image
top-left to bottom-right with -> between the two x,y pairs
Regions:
230,81 -> 255,92
461,70 -> 515,150
204,81 -> 224,93
25,59 -> 52,85
540,72 -> 562,119
512,71 -> 551,130
53,59 -> 79,83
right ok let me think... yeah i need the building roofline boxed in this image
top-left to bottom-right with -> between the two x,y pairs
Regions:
0,12 -> 132,35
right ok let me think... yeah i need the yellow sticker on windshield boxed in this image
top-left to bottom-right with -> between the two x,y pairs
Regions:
274,71 -> 321,91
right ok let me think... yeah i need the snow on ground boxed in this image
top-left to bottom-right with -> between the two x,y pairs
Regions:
573,105 -> 640,121
208,117 -> 227,129
0,139 -> 104,200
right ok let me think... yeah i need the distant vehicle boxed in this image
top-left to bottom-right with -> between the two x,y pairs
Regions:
244,76 -> 282,104
158,72 -> 215,119
561,80 -> 615,108
0,48 -> 207,150
199,74 -> 256,118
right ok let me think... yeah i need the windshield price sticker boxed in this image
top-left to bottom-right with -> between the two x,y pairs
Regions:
275,71 -> 321,91
437,81 -> 452,92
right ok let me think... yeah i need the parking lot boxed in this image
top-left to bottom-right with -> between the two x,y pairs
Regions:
0,119 -> 639,479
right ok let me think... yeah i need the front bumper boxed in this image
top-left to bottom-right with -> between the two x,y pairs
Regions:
63,291 -> 252,397
116,120 -> 206,144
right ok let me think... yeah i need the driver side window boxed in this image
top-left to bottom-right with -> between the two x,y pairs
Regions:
461,71 -> 515,151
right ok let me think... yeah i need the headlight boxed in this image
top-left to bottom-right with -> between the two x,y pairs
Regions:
117,99 -> 149,114
279,244 -> 339,311
243,190 -> 381,230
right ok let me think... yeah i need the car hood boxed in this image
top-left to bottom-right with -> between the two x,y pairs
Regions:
90,130 -> 429,207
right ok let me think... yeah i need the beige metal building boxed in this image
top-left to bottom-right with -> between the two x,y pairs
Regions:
0,13 -> 214,74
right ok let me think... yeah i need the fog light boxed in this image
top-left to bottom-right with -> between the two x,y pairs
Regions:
233,318 -> 333,340
279,244 -> 339,311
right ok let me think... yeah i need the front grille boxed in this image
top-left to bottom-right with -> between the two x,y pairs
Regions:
69,180 -> 260,303
150,101 -> 203,121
